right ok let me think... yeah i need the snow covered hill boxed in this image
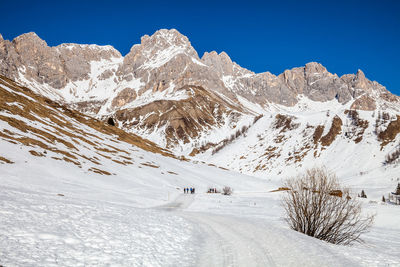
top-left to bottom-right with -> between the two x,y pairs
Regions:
201,98 -> 400,197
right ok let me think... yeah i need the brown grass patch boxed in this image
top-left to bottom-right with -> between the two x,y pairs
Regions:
141,162 -> 160,168
80,154 -> 101,165
29,150 -> 45,157
378,115 -> 400,147
313,125 -> 324,144
88,167 -> 112,175
274,114 -> 299,133
63,157 -> 81,167
96,152 -> 112,159
0,75 -> 175,161
96,146 -> 118,154
0,156 -> 14,164
112,159 -> 127,165
320,116 -> 342,146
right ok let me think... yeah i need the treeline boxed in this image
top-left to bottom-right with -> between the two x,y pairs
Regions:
211,114 -> 263,155
385,145 -> 400,165
375,111 -> 393,134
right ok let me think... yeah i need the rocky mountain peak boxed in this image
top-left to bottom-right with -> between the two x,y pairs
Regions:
202,51 -> 252,77
202,51 -> 234,74
12,32 -> 47,48
122,29 -> 200,76
352,68 -> 373,93
202,51 -> 232,64
132,28 -> 197,59
142,29 -> 191,47
355,69 -> 367,82
304,62 -> 327,75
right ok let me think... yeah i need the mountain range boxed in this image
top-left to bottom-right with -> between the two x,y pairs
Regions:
1,28 -> 400,183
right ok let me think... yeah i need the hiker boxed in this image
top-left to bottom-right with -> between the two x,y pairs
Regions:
193,188 -> 195,194
184,188 -> 187,194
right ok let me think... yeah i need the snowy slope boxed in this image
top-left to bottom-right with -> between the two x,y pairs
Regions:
0,75 -> 399,266
202,97 -> 400,199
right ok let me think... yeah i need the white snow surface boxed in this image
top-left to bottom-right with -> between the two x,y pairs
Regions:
1,149 -> 400,266
1,104 -> 400,266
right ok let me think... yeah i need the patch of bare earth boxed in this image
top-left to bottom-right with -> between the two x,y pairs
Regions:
0,156 -> 14,164
378,115 -> 400,147
320,116 -> 342,146
88,167 -> 112,175
29,150 -> 46,157
313,125 -> 324,145
140,162 -> 160,168
273,114 -> 299,133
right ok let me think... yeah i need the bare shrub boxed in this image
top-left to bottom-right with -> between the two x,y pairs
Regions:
222,186 -> 233,195
282,167 -> 374,245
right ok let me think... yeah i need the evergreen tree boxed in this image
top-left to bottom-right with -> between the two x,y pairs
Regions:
395,183 -> 400,195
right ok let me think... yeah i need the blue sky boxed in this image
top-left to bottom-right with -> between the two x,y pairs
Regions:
1,0 -> 399,95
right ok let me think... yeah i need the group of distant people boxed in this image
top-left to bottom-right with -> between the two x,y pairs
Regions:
208,188 -> 218,193
184,187 -> 195,194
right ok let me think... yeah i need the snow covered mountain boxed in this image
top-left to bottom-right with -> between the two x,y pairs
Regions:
1,29 -> 400,181
1,47 -> 400,266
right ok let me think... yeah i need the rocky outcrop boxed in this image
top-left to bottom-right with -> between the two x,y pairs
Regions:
0,32 -> 122,90
111,88 -> 137,108
351,95 -> 377,111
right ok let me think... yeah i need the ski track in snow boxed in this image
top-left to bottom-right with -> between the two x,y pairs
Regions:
1,185 -> 400,266
159,194 -> 359,267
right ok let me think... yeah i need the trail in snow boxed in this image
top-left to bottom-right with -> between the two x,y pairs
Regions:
158,193 -> 358,267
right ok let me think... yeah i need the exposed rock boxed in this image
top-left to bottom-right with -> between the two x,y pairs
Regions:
98,69 -> 113,80
111,88 -> 137,108
351,95 -> 377,111
0,32 -> 122,91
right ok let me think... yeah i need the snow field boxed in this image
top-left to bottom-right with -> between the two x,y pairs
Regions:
0,186 -> 196,267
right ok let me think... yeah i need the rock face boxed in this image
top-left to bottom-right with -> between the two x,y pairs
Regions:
0,32 -> 121,89
0,29 -> 399,155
